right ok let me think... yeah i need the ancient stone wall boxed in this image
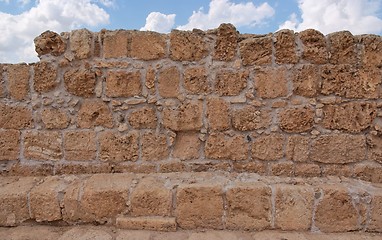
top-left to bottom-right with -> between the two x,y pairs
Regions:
0,24 -> 381,182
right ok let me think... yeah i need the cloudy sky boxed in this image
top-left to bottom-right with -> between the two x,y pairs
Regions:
1,0 -> 381,63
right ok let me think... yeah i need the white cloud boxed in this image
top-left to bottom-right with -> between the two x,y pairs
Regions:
0,0 -> 110,63
140,12 -> 176,33
279,0 -> 382,35
177,0 -> 275,30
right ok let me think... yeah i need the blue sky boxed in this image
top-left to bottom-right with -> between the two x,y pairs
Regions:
0,0 -> 381,63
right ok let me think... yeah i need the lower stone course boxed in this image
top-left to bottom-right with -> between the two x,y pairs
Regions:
0,172 -> 381,234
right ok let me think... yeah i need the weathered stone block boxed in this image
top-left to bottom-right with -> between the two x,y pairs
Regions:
64,68 -> 96,97
205,133 -> 248,161
298,29 -> 328,64
328,31 -> 356,64
173,132 -> 201,160
170,30 -> 208,61
24,131 -> 62,161
206,97 -> 230,131
142,131 -> 169,161
292,64 -> 319,97
369,192 -> 382,232
160,161 -> 187,173
233,162 -> 267,174
116,216 -> 176,232
103,30 -> 129,58
77,100 -> 114,128
354,164 -> 382,183
0,103 -> 33,129
279,106 -> 315,133
128,106 -> 157,129
239,35 -> 272,66
6,64 -> 29,100
99,131 -> 139,162
359,35 -> 382,68
315,185 -> 360,232
367,134 -> 382,164
322,164 -> 353,178
213,23 -> 238,61
34,30 -> 67,57
184,67 -> 210,94
226,183 -> 272,230
215,69 -> 248,96
106,70 -> 142,97
162,100 -> 203,131
310,134 -> 366,164
158,66 -> 180,98
270,162 -> 294,177
275,184 -> 314,231
0,130 -> 20,161
252,134 -> 285,161
176,184 -> 224,229
129,31 -> 166,60
286,135 -> 310,162
322,102 -> 376,133
64,131 -> 97,161
255,67 -> 288,98
70,29 -> 92,59
274,29 -> 298,64
145,66 -> 155,93
232,106 -> 270,131
130,177 -> 172,217
294,163 -> 321,177
33,62 -> 58,93
41,108 -> 69,129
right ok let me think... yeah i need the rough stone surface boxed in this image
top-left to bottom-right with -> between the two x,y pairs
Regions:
183,67 -> 210,94
162,100 -> 203,131
173,132 -> 201,160
367,135 -> 382,164
24,131 -> 62,161
63,131 -> 97,161
117,217 -> 177,232
205,133 -> 248,161
328,31 -> 356,64
252,134 -> 285,161
215,70 -> 248,96
226,183 -> 272,230
255,67 -> 288,98
41,108 -> 69,129
213,23 -> 238,61
0,103 -> 33,129
70,29 -> 92,59
369,192 -> 382,232
64,68 -> 96,97
158,66 -> 180,98
279,106 -> 315,133
286,135 -> 310,162
34,30 -> 67,57
141,131 -> 169,161
292,64 -> 319,97
102,30 -> 129,58
98,131 -> 139,162
6,64 -> 30,101
310,134 -> 366,164
206,97 -> 230,131
129,32 -> 166,60
232,106 -> 271,131
0,130 -> 20,161
239,35 -> 272,66
77,100 -> 114,128
359,35 -> 382,68
170,30 -> 208,61
274,29 -> 298,64
33,62 -> 58,93
128,106 -> 157,129
298,29 -> 328,64
106,71 -> 142,98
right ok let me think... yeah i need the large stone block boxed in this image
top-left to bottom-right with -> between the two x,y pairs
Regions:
162,100 -> 203,131
368,191 -> 382,232
367,134 -> 382,164
183,67 -> 210,94
176,184 -> 224,229
232,106 -> 270,131
322,102 -> 376,133
116,216 -> 176,232
359,35 -> 382,68
106,70 -> 142,98
298,29 -> 328,64
24,131 -> 62,161
173,132 -> 201,160
99,131 -> 139,162
252,134 -> 285,161
239,35 -> 272,66
63,131 -> 97,161
129,31 -> 166,60
279,106 -> 315,133
286,135 -> 310,162
275,184 -> 314,231
102,30 -> 129,58
34,30 -> 66,57
141,131 -> 169,161
255,67 -> 288,98
310,134 -> 366,164
128,106 -> 157,129
170,30 -> 208,61
226,183 -> 272,230
6,64 -> 30,101
215,70 -> 248,96
274,29 -> 298,64
33,62 -> 58,93
64,68 -> 96,97
328,31 -> 356,64
0,130 -> 20,161
0,103 -> 33,129
292,65 -> 319,97
70,29 -> 92,59
205,133 -> 248,161
41,108 -> 69,129
206,97 -> 230,131
77,100 -> 114,128
213,23 -> 238,61
158,66 -> 180,98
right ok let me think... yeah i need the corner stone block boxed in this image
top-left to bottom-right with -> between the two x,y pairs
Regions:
368,190 -> 382,232
0,130 -> 20,161
315,185 -> 360,232
213,23 -> 238,61
328,31 -> 357,64
176,184 -> 224,229
172,132 -> 201,160
275,184 -> 314,231
6,64 -> 30,101
130,177 -> 172,217
215,69 -> 248,96
0,177 -> 38,226
63,131 -> 97,161
170,30 -> 208,61
64,68 -> 96,97
251,134 -> 285,161
274,29 -> 298,64
24,131 -> 62,161
358,34 -> 382,68
321,102 -> 376,133
99,130 -> 139,162
102,30 -> 129,58
292,64 -> 320,97
34,30 -> 67,57
279,106 -> 315,133
77,99 -> 114,128
41,108 -> 70,129
129,31 -> 167,60
0,103 -> 33,129
298,29 -> 328,64
141,131 -> 169,161
106,70 -> 142,98
158,66 -> 180,98
70,29 -> 93,59
226,183 -> 272,230
205,132 -> 248,161
232,106 -> 271,131
255,67 -> 288,99
128,106 -> 157,129
162,100 -> 203,131
33,62 -> 58,93
239,35 -> 272,66
310,134 -> 366,164
183,67 -> 210,94
206,97 -> 231,131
